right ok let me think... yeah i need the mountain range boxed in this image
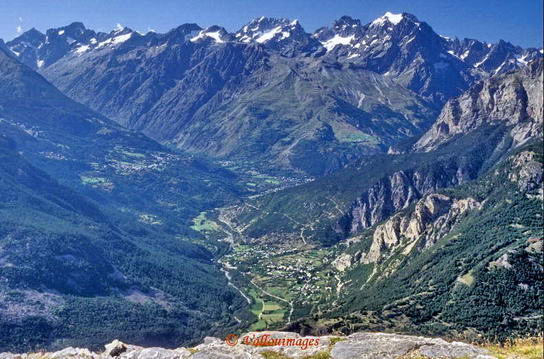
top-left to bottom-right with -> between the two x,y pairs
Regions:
6,13 -> 542,175
0,11 -> 542,353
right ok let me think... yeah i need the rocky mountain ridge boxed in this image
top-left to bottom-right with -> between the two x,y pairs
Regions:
0,332 -> 498,359
7,13 -> 541,79
3,13 -> 541,175
415,59 -> 543,151
28,24 -> 437,176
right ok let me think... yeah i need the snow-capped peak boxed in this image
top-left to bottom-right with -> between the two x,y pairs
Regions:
333,16 -> 362,30
96,28 -> 134,49
313,16 -> 364,52
190,26 -> 229,44
372,12 -> 405,26
235,17 -> 304,44
114,23 -> 125,32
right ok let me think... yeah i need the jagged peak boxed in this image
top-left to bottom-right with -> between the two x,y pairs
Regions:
235,16 -> 306,44
190,25 -> 230,44
493,39 -> 521,51
165,23 -> 203,38
112,23 -> 127,33
22,27 -> 44,37
313,16 -> 364,50
45,22 -> 89,37
103,25 -> 138,40
107,25 -> 137,38
370,11 -> 420,27
239,16 -> 303,33
8,27 -> 45,45
89,26 -> 138,49
251,16 -> 291,25
64,21 -> 87,31
334,15 -> 362,28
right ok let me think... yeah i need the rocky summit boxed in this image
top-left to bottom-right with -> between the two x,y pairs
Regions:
0,332 -> 497,359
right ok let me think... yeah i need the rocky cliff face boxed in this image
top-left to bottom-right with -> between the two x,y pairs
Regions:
341,166 -> 470,234
0,332 -> 497,359
341,60 -> 543,238
508,150 -> 543,194
323,140 -> 543,339
415,59 -> 543,151
362,193 -> 481,264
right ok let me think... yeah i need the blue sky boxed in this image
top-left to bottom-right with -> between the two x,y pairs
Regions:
1,0 -> 542,48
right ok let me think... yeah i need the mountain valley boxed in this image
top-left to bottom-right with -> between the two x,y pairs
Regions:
0,10 -> 542,355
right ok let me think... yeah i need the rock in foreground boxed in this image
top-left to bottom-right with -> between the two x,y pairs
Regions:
0,332 -> 497,359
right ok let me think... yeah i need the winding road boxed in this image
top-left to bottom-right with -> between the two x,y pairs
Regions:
216,209 -> 294,324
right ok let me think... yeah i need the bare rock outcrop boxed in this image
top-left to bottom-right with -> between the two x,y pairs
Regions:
0,332 -> 497,359
507,150 -> 543,193
330,332 -> 494,359
343,165 -> 471,236
415,59 -> 543,152
362,193 -> 481,264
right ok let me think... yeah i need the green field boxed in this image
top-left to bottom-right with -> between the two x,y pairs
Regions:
191,212 -> 220,232
248,287 -> 287,330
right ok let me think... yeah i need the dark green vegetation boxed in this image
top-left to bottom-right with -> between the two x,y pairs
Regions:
326,141 -> 543,341
232,124 -> 514,245
226,61 -> 543,340
0,136 -> 245,351
0,47 -> 242,235
0,48 -> 247,351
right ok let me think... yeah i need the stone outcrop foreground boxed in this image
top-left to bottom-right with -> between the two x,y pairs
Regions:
0,332 -> 496,359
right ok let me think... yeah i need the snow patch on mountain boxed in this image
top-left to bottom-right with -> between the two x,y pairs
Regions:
323,34 -> 355,51
372,12 -> 404,26
97,32 -> 132,48
75,45 -> 91,54
191,30 -> 223,43
235,17 -> 305,46
256,26 -> 285,43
